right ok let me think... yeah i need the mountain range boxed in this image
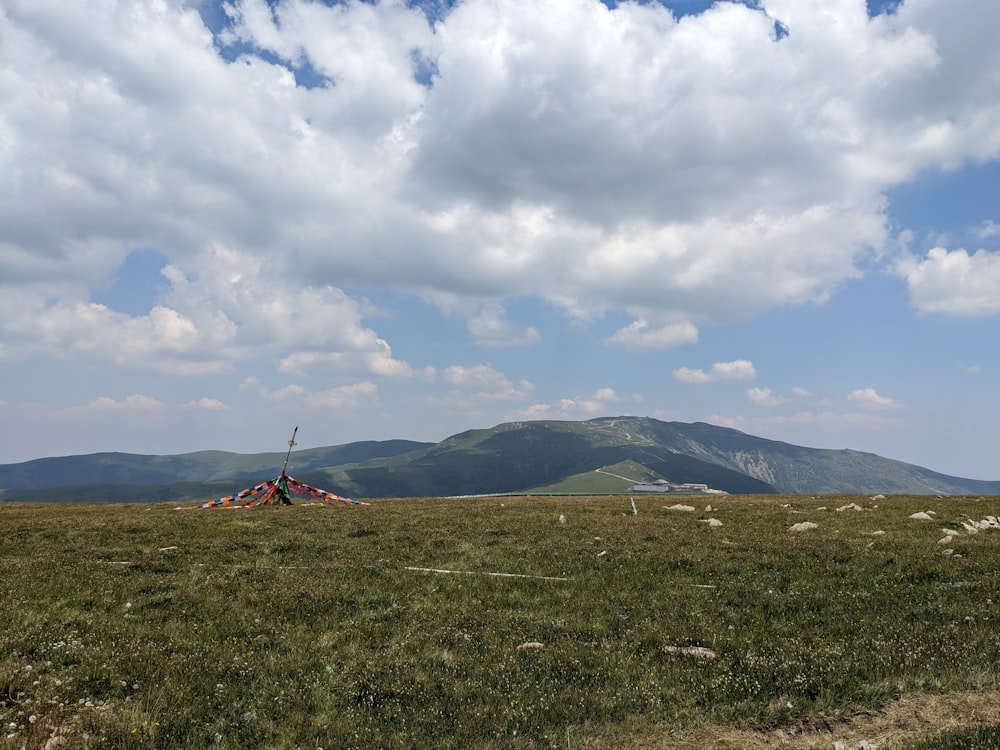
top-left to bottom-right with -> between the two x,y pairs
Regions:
1,417 -> 998,502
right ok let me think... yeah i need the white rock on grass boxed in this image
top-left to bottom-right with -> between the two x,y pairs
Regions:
517,642 -> 544,650
938,536 -> 956,544
665,504 -> 696,512
909,511 -> 934,520
836,503 -> 863,512
559,514 -> 566,524
789,522 -> 818,532
699,518 -> 723,527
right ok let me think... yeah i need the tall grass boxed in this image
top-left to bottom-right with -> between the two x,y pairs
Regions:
2,494 -> 999,748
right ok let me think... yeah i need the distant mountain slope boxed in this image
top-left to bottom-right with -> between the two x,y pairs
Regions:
311,421 -> 775,497
1,417 -> 997,501
0,440 -> 431,490
593,417 -> 1000,495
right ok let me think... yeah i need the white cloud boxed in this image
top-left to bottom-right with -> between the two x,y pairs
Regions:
977,221 -> 1000,239
444,363 -> 512,390
241,378 -> 378,410
747,387 -> 790,406
65,395 -> 166,415
182,398 -> 230,411
467,306 -> 541,348
1,241 -> 429,380
306,382 -> 378,410
705,414 -> 746,430
3,0 -> 998,371
847,387 -> 903,410
278,347 -> 417,379
606,320 -> 698,350
897,247 -> 1000,316
509,387 -> 624,420
959,363 -> 982,375
674,359 -> 756,384
438,363 -> 534,405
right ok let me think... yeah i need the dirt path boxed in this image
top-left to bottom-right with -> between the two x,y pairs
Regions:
595,468 -> 638,483
583,689 -> 1000,749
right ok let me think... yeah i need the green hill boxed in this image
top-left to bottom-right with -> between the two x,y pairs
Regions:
2,417 -> 998,501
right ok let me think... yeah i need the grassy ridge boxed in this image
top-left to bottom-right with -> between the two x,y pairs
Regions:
2,495 -> 1000,748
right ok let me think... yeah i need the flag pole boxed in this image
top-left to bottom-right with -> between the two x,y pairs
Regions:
281,426 -> 298,475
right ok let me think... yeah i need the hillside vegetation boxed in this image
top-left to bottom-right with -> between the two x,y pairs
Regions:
2,495 -> 1000,748
2,417 -> 999,503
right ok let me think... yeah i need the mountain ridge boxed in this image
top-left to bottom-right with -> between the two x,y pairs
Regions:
1,417 -> 997,501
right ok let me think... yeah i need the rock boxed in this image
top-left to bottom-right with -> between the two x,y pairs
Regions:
665,504 -> 696,512
517,642 -> 544,650
558,515 -> 566,524
938,536 -> 955,544
909,512 -> 934,520
871,494 -> 886,501
836,503 -> 863,512
789,522 -> 818,532
699,518 -> 723,527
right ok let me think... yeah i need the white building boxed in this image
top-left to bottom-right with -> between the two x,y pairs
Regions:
632,479 -> 710,493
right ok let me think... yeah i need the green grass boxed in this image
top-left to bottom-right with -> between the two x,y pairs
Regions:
2,494 -> 1000,749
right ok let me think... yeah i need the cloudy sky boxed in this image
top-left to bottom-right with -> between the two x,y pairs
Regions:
2,0 -> 998,479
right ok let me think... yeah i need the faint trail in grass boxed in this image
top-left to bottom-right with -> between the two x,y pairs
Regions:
404,566 -> 569,581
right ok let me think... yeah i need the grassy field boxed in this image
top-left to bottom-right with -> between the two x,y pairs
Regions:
2,494 -> 1000,749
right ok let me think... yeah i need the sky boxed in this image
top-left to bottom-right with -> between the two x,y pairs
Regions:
1,0 -> 998,479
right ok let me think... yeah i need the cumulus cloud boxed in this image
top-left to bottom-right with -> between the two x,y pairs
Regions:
606,320 -> 699,350
3,0 -> 1000,469
467,306 -> 541,348
977,221 -> 1000,240
674,359 -> 756,384
847,387 -> 903,410
3,0 -> 999,377
2,241 -> 428,379
897,247 -> 1000,316
182,398 -> 230,411
242,378 -> 378,409
439,363 -> 533,403
444,363 -> 506,389
747,387 -> 790,406
705,414 -> 746,430
510,387 -> 624,420
65,395 -> 166,415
